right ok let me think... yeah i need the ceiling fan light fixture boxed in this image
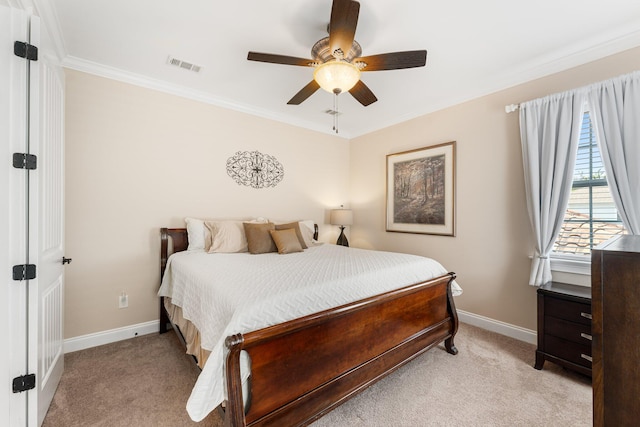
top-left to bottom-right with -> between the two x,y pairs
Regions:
313,60 -> 360,94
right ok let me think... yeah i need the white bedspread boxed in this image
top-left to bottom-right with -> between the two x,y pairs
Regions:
158,243 -> 461,421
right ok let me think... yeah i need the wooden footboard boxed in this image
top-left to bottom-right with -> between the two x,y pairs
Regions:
159,227 -> 458,427
224,273 -> 458,427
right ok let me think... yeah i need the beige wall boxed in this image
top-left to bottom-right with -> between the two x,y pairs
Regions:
65,46 -> 640,339
64,70 -> 349,338
350,46 -> 640,331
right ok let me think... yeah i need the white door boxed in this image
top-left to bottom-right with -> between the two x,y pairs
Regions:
30,25 -> 66,427
1,6 -> 30,426
1,7 -> 64,427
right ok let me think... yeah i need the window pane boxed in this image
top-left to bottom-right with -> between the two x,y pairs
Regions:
574,113 -> 606,181
553,112 -> 626,256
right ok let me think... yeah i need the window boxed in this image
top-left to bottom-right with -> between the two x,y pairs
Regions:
553,111 -> 626,256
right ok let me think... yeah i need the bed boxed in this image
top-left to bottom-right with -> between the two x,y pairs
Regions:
159,222 -> 460,426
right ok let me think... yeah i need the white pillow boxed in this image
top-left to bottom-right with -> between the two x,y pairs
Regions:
185,217 -> 205,251
205,220 -> 249,253
298,220 -> 317,247
184,217 -> 268,253
202,218 -> 268,253
185,217 -> 268,252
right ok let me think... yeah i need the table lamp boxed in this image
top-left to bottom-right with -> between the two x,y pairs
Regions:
330,206 -> 353,247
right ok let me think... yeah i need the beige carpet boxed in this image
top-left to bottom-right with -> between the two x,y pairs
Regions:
43,323 -> 591,427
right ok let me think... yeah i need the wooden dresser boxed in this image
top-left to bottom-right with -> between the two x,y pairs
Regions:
592,235 -> 640,427
534,281 -> 592,377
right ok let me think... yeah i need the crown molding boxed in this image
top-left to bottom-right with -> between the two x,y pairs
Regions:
349,26 -> 640,138
62,55 -> 351,140
21,0 -> 640,140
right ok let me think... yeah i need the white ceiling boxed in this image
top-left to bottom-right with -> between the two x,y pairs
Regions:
44,0 -> 640,138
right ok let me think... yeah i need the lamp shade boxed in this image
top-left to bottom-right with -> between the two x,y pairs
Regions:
330,209 -> 353,226
313,61 -> 361,94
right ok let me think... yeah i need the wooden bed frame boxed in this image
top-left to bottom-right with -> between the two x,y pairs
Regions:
159,227 -> 459,427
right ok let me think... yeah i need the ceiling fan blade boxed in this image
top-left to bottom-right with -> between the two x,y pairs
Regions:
287,80 -> 321,105
349,80 -> 377,106
355,50 -> 427,71
247,52 -> 315,67
329,0 -> 360,59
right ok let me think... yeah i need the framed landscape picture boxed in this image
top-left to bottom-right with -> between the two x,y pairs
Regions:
386,141 -> 456,236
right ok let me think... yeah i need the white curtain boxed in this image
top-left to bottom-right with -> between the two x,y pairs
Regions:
587,71 -> 640,235
519,92 -> 586,286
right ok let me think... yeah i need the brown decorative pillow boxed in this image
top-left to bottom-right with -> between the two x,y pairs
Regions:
243,222 -> 277,254
269,229 -> 304,254
275,222 -> 308,249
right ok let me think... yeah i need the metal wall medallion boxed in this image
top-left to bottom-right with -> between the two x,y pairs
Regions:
226,150 -> 284,189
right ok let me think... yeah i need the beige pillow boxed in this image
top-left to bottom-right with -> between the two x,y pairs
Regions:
275,222 -> 308,249
269,229 -> 304,254
243,222 -> 277,254
204,220 -> 249,253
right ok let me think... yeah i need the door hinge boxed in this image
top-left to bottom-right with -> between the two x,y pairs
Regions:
12,264 -> 36,281
13,153 -> 37,170
14,41 -> 38,61
12,374 -> 36,393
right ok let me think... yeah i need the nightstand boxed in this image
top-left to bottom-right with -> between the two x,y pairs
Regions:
534,281 -> 592,377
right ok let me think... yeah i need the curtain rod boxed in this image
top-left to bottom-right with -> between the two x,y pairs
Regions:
505,70 -> 640,115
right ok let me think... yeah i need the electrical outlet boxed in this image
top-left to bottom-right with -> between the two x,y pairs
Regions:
119,293 -> 128,309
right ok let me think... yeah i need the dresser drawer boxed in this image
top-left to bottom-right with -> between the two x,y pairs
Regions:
535,282 -> 592,376
544,335 -> 592,368
545,297 -> 591,325
545,316 -> 592,345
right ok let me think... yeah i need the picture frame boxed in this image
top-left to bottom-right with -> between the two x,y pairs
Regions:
386,141 -> 456,236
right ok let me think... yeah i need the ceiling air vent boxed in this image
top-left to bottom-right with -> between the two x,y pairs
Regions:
167,56 -> 202,73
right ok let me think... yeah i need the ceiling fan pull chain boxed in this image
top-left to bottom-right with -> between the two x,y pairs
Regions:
333,93 -> 338,133
333,91 -> 339,133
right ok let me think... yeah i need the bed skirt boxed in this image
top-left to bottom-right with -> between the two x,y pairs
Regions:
163,297 -> 211,368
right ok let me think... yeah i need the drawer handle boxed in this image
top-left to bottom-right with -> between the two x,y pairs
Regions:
580,312 -> 592,320
581,332 -> 592,341
581,353 -> 592,362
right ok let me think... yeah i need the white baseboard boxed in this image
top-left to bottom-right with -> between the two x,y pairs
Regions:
457,309 -> 537,345
64,320 -> 159,354
63,311 -> 536,354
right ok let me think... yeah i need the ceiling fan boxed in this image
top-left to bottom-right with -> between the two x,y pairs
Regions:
247,0 -> 427,108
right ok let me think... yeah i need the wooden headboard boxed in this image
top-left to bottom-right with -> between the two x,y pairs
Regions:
160,224 -> 319,280
160,228 -> 188,279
